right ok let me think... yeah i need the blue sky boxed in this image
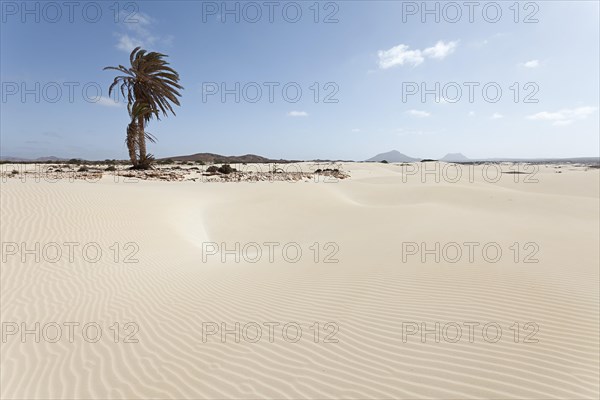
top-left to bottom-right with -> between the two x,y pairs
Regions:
1,0 -> 599,160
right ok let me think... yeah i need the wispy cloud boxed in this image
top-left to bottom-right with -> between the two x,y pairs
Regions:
116,34 -> 144,52
378,45 -> 424,68
406,109 -> 431,118
378,40 -> 458,69
351,128 -> 361,132
491,113 -> 504,119
94,96 -> 123,108
114,12 -> 172,52
287,111 -> 308,117
520,59 -> 540,68
527,106 -> 597,126
422,41 -> 459,60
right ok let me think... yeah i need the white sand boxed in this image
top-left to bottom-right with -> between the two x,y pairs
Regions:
1,162 -> 598,399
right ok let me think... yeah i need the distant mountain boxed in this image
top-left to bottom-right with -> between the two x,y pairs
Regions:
366,150 -> 420,163
158,153 -> 290,164
0,156 -> 68,162
440,153 -> 470,162
0,157 -> 26,162
36,156 -> 66,162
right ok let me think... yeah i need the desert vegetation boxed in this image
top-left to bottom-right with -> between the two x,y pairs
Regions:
104,47 -> 183,170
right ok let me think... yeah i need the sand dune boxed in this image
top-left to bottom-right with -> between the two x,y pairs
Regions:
1,162 -> 598,399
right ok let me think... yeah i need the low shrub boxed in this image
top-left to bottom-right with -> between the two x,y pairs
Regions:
218,164 -> 234,174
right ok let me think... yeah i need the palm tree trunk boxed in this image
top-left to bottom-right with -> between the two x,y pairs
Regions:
137,115 -> 147,166
126,122 -> 138,166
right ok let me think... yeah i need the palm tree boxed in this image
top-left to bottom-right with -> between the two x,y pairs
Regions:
104,47 -> 183,169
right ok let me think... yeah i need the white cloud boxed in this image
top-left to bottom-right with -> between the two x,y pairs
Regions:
94,96 -> 122,108
114,12 -> 169,52
422,41 -> 459,60
377,44 -> 424,68
468,111 -> 476,117
491,113 -> 504,119
378,40 -> 458,69
521,59 -> 540,68
122,11 -> 154,35
116,34 -> 144,52
407,109 -> 431,118
351,128 -> 361,132
287,111 -> 308,117
527,106 -> 597,126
